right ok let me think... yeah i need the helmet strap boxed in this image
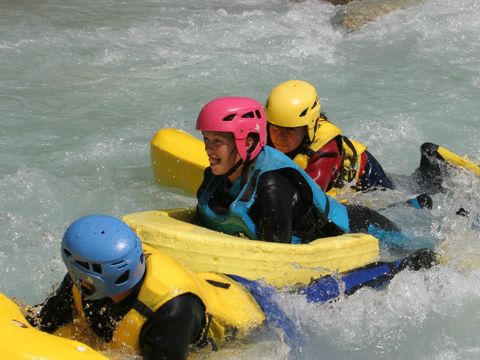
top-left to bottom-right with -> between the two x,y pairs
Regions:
224,135 -> 259,185
224,158 -> 244,178
240,154 -> 253,188
311,118 -> 319,142
239,134 -> 261,186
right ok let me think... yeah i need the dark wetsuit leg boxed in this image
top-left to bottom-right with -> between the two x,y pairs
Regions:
413,142 -> 448,194
303,248 -> 438,303
359,151 -> 394,190
346,204 -> 410,248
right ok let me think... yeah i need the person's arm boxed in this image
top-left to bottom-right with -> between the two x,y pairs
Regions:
346,204 -> 399,233
26,274 -> 75,333
304,139 -> 342,192
249,171 -> 296,243
139,294 -> 205,360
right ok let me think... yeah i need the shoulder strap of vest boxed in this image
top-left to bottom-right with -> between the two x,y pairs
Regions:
342,136 -> 358,168
132,299 -> 155,319
343,136 -> 359,182
239,169 -> 261,202
334,136 -> 359,187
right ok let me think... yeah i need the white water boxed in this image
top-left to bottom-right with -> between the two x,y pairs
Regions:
1,0 -> 479,358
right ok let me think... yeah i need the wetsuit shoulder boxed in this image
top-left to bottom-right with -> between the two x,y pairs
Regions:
139,293 -> 205,360
248,170 -> 296,243
249,169 -> 314,243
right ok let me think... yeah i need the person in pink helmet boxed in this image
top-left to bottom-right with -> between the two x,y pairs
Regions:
195,96 -> 411,247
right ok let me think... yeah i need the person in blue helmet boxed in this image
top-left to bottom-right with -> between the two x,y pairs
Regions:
27,214 -> 438,359
195,96 -> 424,247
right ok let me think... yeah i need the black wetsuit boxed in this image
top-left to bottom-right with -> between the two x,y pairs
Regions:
196,167 -> 399,244
28,274 -> 205,360
412,142 -> 453,194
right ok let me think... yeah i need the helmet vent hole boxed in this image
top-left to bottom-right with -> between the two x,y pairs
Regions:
101,231 -> 105,234
222,114 -> 236,121
75,260 -> 89,270
241,111 -> 254,119
92,263 -> 102,274
112,260 -> 127,268
311,100 -> 317,109
63,249 -> 72,257
140,253 -> 144,264
255,110 -> 262,119
115,270 -> 129,285
299,108 -> 308,117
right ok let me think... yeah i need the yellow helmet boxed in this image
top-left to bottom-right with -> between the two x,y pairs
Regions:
265,80 -> 321,142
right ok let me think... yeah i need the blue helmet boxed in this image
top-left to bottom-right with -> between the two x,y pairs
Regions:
61,214 -> 145,300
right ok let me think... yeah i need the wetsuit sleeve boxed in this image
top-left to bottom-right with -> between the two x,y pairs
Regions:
26,273 -> 75,333
304,139 -> 342,192
346,204 -> 399,233
249,171 -> 296,243
139,294 -> 205,360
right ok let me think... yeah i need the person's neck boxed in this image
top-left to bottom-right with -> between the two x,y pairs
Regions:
227,162 -> 244,183
110,288 -> 134,303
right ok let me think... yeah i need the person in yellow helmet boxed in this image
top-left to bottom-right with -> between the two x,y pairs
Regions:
26,214 -> 438,359
265,80 -> 394,194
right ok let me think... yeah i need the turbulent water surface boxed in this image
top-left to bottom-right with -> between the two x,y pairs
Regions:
1,0 -> 480,359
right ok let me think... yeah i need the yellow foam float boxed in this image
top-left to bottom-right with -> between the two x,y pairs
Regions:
0,292 -> 107,359
151,127 -> 208,195
123,208 -> 379,287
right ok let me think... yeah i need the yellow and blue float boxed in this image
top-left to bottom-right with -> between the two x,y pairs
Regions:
123,208 -> 379,287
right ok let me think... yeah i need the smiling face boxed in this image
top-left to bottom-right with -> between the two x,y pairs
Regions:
202,131 -> 242,177
269,124 -> 306,154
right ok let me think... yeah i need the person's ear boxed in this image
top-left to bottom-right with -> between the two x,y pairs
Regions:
245,136 -> 255,153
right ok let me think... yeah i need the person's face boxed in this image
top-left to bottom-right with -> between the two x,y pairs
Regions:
269,124 -> 306,153
78,278 -> 131,303
202,131 -> 241,176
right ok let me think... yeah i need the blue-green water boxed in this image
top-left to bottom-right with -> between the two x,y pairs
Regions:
1,0 -> 480,358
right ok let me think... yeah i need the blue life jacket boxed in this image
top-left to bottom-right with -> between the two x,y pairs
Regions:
197,146 -> 350,243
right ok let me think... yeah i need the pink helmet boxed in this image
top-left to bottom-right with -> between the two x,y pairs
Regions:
196,97 -> 267,161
